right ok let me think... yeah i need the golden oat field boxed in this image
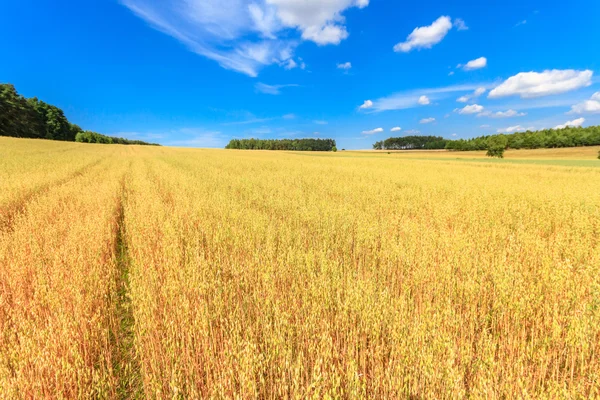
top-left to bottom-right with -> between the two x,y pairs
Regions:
1,137 -> 599,399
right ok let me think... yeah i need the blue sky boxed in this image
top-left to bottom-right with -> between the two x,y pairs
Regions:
2,0 -> 600,149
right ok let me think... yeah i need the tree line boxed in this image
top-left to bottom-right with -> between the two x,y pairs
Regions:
0,83 -> 158,145
226,138 -> 337,151
374,126 -> 600,158
373,136 -> 448,150
444,126 -> 600,151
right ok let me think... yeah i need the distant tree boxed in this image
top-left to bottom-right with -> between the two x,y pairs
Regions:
379,136 -> 448,150
332,146 -> 337,152
486,134 -> 508,158
440,125 -> 600,152
225,138 -> 336,151
597,150 -> 600,160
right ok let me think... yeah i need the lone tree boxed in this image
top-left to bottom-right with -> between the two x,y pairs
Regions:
597,150 -> 600,159
486,134 -> 508,158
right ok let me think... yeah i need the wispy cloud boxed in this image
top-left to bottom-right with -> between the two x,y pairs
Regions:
457,87 -> 486,102
162,128 -> 229,148
120,0 -> 369,76
113,131 -> 166,141
248,127 -> 273,134
222,117 -> 275,125
337,62 -> 352,70
362,82 -> 494,112
255,82 -> 299,95
495,92 -> 596,111
453,18 -> 468,31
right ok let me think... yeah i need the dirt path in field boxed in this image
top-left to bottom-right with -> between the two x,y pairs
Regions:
112,171 -> 143,399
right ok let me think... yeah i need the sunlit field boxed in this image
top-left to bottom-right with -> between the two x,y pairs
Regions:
1,137 -> 599,398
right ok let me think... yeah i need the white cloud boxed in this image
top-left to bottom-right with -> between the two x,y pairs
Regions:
337,62 -> 352,70
249,3 -> 279,38
282,113 -> 296,119
250,127 -> 273,134
479,109 -> 526,118
448,71 -> 455,76
451,133 -> 458,137
420,117 -> 435,124
255,82 -> 299,94
223,116 -> 274,125
418,95 -> 431,105
463,57 -> 487,71
488,69 -> 593,99
404,129 -> 421,134
568,92 -> 600,114
480,124 -> 491,128
393,16 -> 453,52
474,87 -> 486,97
269,0 -> 369,45
456,87 -> 486,103
570,100 -> 600,114
453,18 -> 468,31
362,127 -> 384,135
554,118 -> 585,129
457,104 -> 484,114
515,20 -> 527,27
366,82 -> 493,112
283,58 -> 297,69
121,0 -> 369,76
497,125 -> 535,133
391,127 -> 402,132
313,120 -> 328,125
359,99 -> 373,109
301,24 -> 348,45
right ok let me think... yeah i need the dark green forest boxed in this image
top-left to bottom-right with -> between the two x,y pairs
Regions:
444,126 -> 600,151
0,83 -> 158,145
374,126 -> 600,153
226,138 -> 337,151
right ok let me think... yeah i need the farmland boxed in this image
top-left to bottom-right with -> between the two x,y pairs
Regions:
1,137 -> 599,398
